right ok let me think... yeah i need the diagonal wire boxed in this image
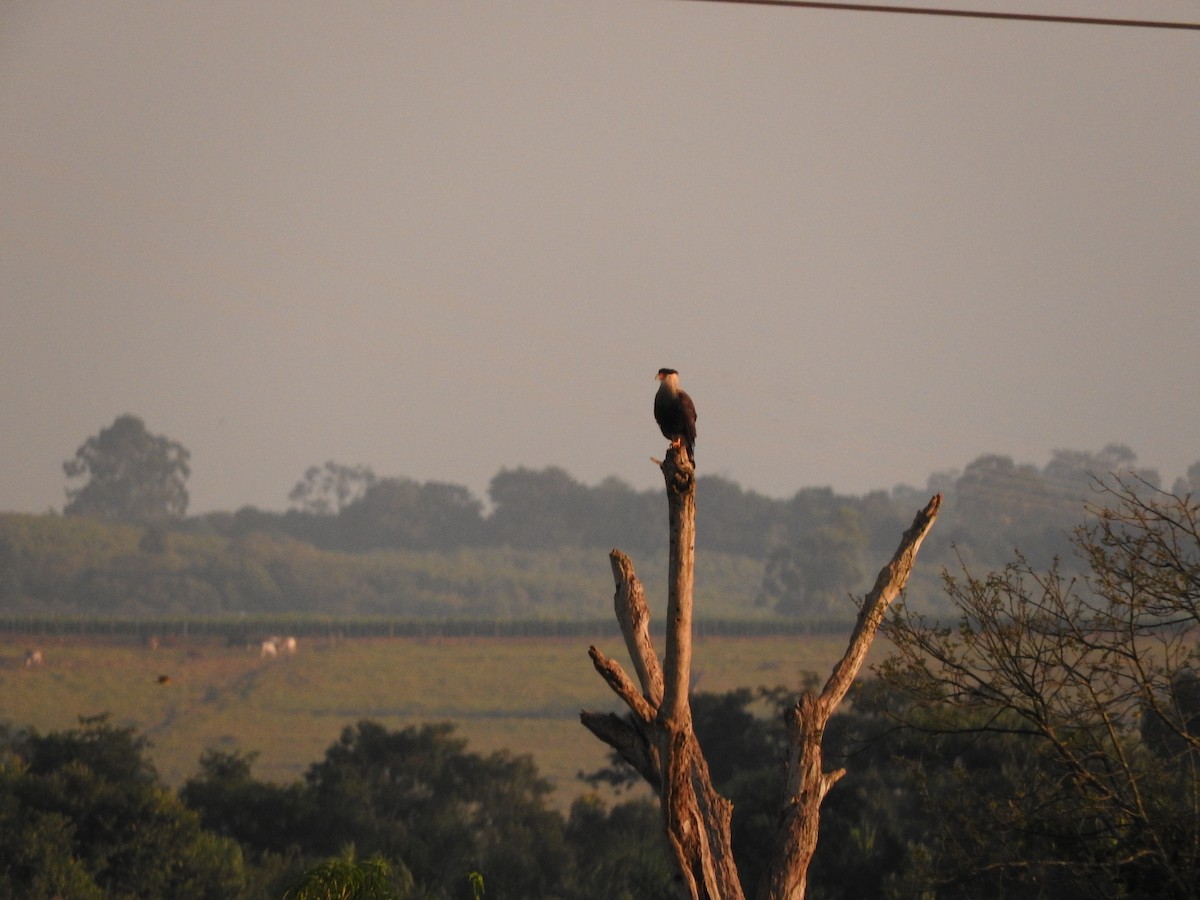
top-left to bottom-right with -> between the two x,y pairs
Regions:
668,0 -> 1200,30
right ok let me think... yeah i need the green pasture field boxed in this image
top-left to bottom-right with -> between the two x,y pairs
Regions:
0,631 -> 862,809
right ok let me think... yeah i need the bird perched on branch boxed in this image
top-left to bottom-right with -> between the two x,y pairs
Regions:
654,368 -> 697,464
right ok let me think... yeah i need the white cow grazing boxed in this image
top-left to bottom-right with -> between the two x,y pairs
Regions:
24,649 -> 43,668
260,639 -> 278,659
282,636 -> 298,654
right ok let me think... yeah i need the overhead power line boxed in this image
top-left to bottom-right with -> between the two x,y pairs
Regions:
670,0 -> 1200,30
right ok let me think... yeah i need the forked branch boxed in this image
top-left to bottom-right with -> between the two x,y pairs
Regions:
583,441 -> 941,900
757,493 -> 942,900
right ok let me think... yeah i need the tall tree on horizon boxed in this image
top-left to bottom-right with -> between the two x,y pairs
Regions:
63,414 -> 191,523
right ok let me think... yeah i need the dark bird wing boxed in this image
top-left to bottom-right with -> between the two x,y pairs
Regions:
654,390 -> 675,440
679,390 -> 697,462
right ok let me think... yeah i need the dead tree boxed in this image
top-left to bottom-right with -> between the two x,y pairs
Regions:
581,445 -> 941,900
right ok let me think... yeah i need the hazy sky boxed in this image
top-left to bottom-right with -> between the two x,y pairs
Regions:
3,1 -> 1198,514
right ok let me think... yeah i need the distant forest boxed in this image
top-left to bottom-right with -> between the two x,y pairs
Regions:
4,422 -> 1197,622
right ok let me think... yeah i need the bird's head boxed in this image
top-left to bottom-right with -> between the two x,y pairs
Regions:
656,367 -> 679,383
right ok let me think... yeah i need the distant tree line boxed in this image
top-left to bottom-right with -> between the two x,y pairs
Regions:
37,415 -> 1200,619
58,418 -> 1198,568
189,446 -> 1189,617
0,512 -> 772,620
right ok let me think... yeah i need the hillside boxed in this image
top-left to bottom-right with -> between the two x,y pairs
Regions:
0,512 -> 771,620
3,443 -> 1176,622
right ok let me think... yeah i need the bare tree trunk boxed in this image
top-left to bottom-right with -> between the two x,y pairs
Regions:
583,447 -> 744,899
582,444 -> 940,899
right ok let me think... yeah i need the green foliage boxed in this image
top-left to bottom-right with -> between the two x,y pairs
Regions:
63,414 -> 191,523
762,507 -> 868,616
283,852 -> 419,900
302,721 -> 568,898
487,467 -> 594,550
181,749 -> 314,858
180,720 -> 683,899
0,716 -> 244,899
880,478 -> 1200,897
339,479 -> 485,551
0,513 -> 140,612
562,795 -> 674,900
289,462 -> 378,516
0,515 -> 767,619
0,763 -> 102,900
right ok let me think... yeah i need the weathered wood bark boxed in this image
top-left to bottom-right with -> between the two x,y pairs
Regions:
756,493 -> 941,900
582,442 -> 941,900
582,446 -> 743,900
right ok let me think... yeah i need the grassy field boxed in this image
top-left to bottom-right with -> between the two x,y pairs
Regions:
0,630 -> 865,809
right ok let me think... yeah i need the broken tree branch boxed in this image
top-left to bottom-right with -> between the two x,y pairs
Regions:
757,493 -> 942,900
610,549 -> 664,707
588,645 -> 657,723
